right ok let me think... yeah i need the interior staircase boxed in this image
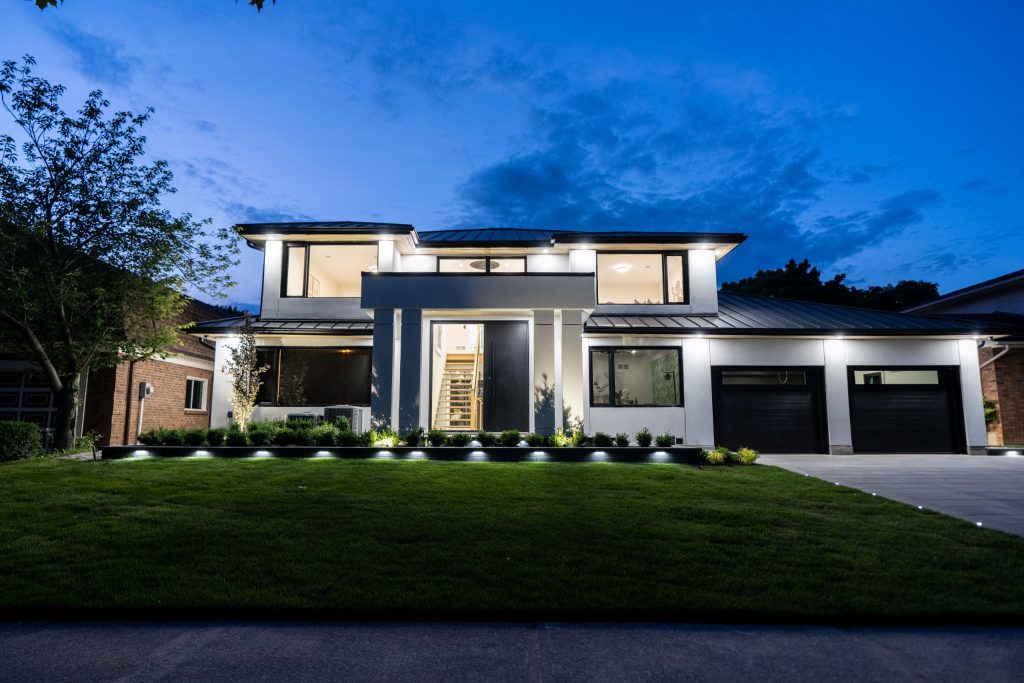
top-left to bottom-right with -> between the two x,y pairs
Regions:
433,353 -> 482,431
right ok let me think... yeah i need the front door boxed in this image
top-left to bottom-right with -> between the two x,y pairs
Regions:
482,321 -> 530,432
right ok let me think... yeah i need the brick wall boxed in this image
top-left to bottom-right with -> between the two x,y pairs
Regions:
979,346 -> 1024,446
104,359 -> 215,445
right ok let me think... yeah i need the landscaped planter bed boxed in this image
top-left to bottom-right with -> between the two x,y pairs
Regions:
102,445 -> 705,464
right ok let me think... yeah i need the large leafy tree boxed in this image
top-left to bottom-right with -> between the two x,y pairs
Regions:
721,259 -> 939,311
0,56 -> 238,448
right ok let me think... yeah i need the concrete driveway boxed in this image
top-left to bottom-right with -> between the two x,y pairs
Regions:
762,454 -> 1024,536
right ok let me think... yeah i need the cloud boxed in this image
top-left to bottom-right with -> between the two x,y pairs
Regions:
219,201 -> 312,225
46,24 -> 140,84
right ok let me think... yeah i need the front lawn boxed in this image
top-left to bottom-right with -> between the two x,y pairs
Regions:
1,458 -> 1023,622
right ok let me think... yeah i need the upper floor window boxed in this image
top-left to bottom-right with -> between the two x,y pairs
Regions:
437,256 -> 526,273
596,252 -> 686,305
282,244 -> 378,297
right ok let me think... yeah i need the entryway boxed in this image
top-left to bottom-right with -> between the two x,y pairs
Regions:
431,322 -> 529,432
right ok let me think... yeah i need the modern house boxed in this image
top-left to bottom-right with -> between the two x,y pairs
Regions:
193,222 -> 1005,454
905,269 -> 1024,447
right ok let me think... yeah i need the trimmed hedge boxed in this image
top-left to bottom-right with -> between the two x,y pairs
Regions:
0,422 -> 43,462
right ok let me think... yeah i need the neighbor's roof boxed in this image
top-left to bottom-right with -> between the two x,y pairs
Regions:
191,317 -> 372,336
904,268 -> 1024,312
584,292 -> 1009,336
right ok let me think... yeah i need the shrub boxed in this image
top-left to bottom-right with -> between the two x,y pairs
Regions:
246,420 -> 283,446
702,445 -> 730,465
285,417 -> 315,430
0,422 -> 43,462
206,427 -> 227,447
370,427 -> 400,447
224,428 -> 248,446
475,431 -> 497,447
571,431 -> 590,447
311,423 -> 339,447
182,428 -> 208,447
137,428 -> 164,446
402,426 -> 425,447
332,415 -> 352,432
734,447 -> 759,465
447,432 -> 472,447
160,429 -> 186,446
499,429 -> 521,447
427,429 -> 448,447
525,433 -> 546,447
593,432 -> 614,447
551,428 -> 572,448
336,430 -> 360,447
273,428 -> 298,446
614,433 -> 630,447
635,427 -> 653,447
654,433 -> 675,448
294,427 -> 315,446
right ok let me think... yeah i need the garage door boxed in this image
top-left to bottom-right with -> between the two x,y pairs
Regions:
849,367 -> 965,453
711,367 -> 827,453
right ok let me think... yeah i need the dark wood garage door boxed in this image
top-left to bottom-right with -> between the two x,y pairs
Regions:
848,367 -> 965,453
712,367 -> 827,453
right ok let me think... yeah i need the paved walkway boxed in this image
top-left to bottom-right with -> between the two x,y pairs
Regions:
1,622 -> 1022,682
762,453 -> 1024,536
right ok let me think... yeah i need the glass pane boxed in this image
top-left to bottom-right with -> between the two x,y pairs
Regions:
721,370 -> 808,386
439,257 -> 487,273
285,246 -> 306,296
597,253 -> 665,304
490,257 -> 525,272
277,348 -> 372,405
613,348 -> 681,406
666,255 -> 685,303
591,350 -> 611,404
255,349 -> 278,404
306,244 -> 377,297
853,369 -> 939,385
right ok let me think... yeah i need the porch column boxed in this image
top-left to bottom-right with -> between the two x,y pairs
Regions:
397,308 -> 423,434
371,308 -> 395,429
533,309 -> 556,435
823,338 -> 853,454
560,309 -> 585,431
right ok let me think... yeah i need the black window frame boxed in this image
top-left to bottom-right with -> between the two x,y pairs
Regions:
436,256 -> 528,274
589,346 -> 684,407
184,377 -> 207,411
595,251 -> 689,305
255,346 -> 373,407
280,241 -> 379,298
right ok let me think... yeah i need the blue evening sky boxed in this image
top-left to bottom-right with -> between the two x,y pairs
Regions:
4,0 -> 1023,308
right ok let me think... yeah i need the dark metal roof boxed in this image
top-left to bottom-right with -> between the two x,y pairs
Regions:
904,268 -> 1024,312
584,293 -> 1010,336
236,221 -> 415,236
191,317 -> 373,336
417,228 -> 561,246
416,227 -> 746,246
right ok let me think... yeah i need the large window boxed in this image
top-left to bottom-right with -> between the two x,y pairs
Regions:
255,347 -> 372,406
282,244 -> 378,297
596,252 -> 687,304
590,347 -> 683,407
437,256 -> 526,273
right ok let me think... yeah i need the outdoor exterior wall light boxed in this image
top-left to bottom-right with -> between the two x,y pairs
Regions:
468,440 -> 482,448
254,450 -> 272,457
589,451 -> 609,462
468,450 -> 487,461
650,451 -> 669,462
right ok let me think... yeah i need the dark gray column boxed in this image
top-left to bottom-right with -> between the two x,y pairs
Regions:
398,308 -> 423,434
370,308 -> 394,429
533,309 -> 556,435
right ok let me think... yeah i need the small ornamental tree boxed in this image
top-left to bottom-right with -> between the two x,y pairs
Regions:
223,312 -> 268,432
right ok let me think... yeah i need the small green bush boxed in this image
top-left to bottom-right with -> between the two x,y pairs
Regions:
206,427 -> 227,446
182,428 -> 208,447
427,429 -> 448,447
0,422 -> 43,462
614,433 -> 630,447
593,432 -> 614,447
224,428 -> 248,446
273,428 -> 298,446
475,431 -> 497,447
733,447 -> 759,465
498,429 -> 521,447
294,427 -> 315,446
635,427 -> 653,447
654,433 -> 675,448
137,428 -> 164,446
332,415 -> 352,432
370,427 -> 400,447
525,433 -> 546,447
246,420 -> 284,446
702,445 -> 730,465
447,432 -> 472,447
571,431 -> 590,447
311,423 -> 339,447
402,426 -> 425,446
336,430 -> 360,447
285,417 -> 315,430
551,428 -> 572,448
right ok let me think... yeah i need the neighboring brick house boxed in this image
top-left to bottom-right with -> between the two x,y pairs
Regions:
906,269 -> 1024,446
0,299 -> 237,446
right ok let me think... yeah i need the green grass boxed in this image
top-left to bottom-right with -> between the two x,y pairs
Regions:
1,458 -> 1023,622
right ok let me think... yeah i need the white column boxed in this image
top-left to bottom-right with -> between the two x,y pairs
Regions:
210,337 -> 239,428
823,338 -> 853,454
958,338 -> 988,454
682,337 -> 713,447
687,250 -> 719,314
261,240 -> 283,318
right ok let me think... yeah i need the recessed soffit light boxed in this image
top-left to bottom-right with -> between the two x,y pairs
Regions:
613,263 -> 631,273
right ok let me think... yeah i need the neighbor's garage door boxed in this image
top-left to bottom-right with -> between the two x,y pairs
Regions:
848,367 -> 965,453
711,367 -> 827,453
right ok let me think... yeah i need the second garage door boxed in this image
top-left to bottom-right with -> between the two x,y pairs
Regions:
711,367 -> 827,453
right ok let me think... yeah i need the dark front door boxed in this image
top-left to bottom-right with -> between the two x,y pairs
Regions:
482,321 -> 530,432
711,367 -> 827,453
848,367 -> 964,453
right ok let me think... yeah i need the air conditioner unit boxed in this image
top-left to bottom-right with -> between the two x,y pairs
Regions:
323,405 -> 370,433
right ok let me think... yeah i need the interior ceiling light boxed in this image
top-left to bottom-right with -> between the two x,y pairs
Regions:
613,263 -> 631,273
470,259 -> 489,270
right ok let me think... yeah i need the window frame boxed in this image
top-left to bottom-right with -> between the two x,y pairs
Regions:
184,377 -> 207,412
255,346 -> 373,407
589,346 -> 684,407
436,256 -> 528,274
595,251 -> 689,305
280,241 -> 379,298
